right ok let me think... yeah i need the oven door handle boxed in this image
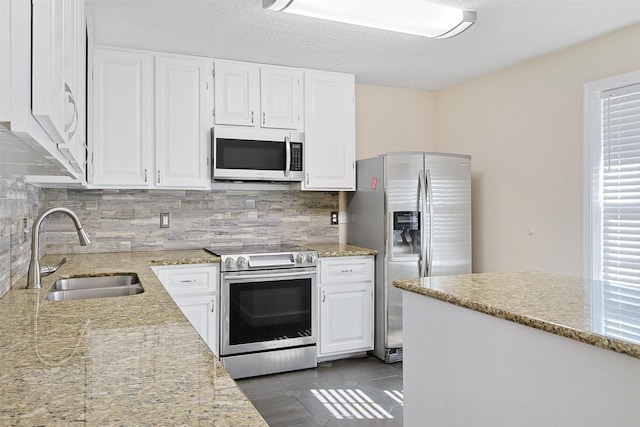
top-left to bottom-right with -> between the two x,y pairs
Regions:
222,270 -> 315,281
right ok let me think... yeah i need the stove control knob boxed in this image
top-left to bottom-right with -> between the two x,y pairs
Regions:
225,257 -> 236,269
306,253 -> 316,263
296,254 -> 306,264
236,256 -> 248,269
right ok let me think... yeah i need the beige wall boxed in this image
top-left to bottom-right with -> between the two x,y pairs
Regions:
355,84 -> 436,160
434,24 -> 640,275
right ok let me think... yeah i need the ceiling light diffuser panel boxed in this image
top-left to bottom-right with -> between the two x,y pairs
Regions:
263,0 -> 477,39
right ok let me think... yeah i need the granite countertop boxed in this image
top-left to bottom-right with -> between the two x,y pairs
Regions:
394,271 -> 640,360
307,243 -> 377,258
0,249 -> 267,426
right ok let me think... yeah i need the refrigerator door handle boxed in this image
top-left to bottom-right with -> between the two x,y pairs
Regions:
425,168 -> 434,277
418,170 -> 428,277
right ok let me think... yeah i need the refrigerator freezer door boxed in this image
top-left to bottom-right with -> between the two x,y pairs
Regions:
386,260 -> 419,350
424,154 -> 472,275
385,153 -> 424,263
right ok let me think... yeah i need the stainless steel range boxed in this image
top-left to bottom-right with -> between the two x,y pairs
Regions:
205,245 -> 318,379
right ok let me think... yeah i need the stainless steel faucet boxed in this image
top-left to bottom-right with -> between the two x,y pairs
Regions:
26,207 -> 91,289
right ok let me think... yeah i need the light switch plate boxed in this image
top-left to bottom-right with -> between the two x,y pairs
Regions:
160,213 -> 170,228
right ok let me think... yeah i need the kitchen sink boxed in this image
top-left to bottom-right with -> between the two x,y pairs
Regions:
45,273 -> 144,301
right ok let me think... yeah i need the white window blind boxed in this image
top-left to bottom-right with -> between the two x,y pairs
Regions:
601,83 -> 640,285
599,82 -> 640,343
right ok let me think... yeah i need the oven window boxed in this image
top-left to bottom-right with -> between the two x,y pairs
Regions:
229,278 -> 311,345
216,138 -> 285,171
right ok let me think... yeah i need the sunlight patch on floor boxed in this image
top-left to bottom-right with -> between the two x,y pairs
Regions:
384,389 -> 404,405
310,388 -> 399,420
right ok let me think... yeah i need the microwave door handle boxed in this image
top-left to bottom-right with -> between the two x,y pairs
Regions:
284,136 -> 291,178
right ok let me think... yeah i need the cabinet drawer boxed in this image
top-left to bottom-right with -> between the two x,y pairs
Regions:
319,257 -> 374,284
153,264 -> 219,295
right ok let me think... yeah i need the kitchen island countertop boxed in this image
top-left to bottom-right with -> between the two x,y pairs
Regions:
394,271 -> 640,359
397,271 -> 640,426
0,249 -> 267,426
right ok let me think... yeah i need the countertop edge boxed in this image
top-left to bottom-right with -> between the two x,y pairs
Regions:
394,279 -> 640,360
307,243 -> 377,258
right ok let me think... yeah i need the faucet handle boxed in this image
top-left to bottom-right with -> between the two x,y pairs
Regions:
40,257 -> 67,277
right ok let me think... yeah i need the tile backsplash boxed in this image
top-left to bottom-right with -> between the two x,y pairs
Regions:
0,176 -> 45,297
43,188 -> 339,254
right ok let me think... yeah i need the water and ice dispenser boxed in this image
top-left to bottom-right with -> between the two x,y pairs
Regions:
391,211 -> 420,256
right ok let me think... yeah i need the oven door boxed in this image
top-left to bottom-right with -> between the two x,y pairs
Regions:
220,267 -> 317,356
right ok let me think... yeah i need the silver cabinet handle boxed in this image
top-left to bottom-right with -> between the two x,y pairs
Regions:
144,169 -> 148,183
340,269 -> 353,273
263,112 -> 266,125
322,290 -> 325,303
211,299 -> 215,313
64,83 -> 79,140
157,170 -> 161,184
251,111 -> 254,124
180,279 -> 196,283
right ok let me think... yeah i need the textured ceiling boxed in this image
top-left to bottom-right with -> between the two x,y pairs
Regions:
85,0 -> 640,90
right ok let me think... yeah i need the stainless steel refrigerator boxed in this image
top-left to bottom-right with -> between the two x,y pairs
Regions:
347,152 -> 472,363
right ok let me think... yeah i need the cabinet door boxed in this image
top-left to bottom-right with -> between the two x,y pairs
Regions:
173,294 -> 218,355
303,71 -> 356,190
91,48 -> 153,186
32,0 -> 85,173
214,60 -> 259,127
32,0 -> 66,144
155,56 -> 212,188
320,282 -> 373,355
260,66 -> 302,130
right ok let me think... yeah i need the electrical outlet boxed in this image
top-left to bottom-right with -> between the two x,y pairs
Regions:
330,211 -> 339,225
160,213 -> 170,228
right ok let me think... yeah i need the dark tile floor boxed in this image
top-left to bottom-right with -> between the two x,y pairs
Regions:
236,356 -> 403,427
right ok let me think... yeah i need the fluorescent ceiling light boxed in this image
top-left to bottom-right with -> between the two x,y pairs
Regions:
263,0 -> 477,39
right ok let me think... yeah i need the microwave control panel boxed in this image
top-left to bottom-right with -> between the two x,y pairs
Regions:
291,143 -> 303,171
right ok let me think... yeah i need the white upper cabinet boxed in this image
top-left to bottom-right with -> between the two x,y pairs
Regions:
260,65 -> 302,130
214,60 -> 259,127
90,47 -> 212,189
155,56 -> 212,188
91,48 -> 153,187
0,0 -> 87,178
302,70 -> 356,191
32,0 -> 86,174
214,60 -> 302,130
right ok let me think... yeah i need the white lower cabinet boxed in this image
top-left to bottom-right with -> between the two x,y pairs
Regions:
172,294 -> 217,353
152,263 -> 219,355
318,256 -> 374,359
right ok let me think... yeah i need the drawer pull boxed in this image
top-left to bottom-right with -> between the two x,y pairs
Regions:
180,279 -> 197,283
341,269 -> 353,273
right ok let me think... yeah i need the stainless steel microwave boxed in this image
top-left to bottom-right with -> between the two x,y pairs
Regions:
212,128 -> 304,182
